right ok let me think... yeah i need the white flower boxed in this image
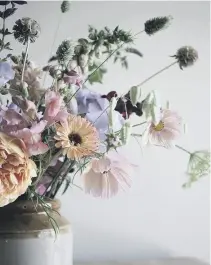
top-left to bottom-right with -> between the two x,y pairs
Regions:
82,151 -> 136,198
142,109 -> 182,148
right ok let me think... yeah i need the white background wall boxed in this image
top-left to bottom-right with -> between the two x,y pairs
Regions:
5,1 -> 210,263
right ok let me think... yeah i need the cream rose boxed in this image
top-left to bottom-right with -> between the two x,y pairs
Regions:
0,132 -> 37,207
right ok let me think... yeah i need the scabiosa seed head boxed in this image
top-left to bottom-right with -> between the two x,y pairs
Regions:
144,16 -> 172,36
13,17 -> 41,45
61,1 -> 71,13
173,46 -> 198,69
56,40 -> 74,63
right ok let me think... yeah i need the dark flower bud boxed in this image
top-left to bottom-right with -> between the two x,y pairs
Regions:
144,16 -> 172,35
173,46 -> 198,69
61,1 -> 70,13
13,17 -> 40,45
56,40 -> 74,63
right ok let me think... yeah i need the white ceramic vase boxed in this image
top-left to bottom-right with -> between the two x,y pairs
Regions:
0,199 -> 73,265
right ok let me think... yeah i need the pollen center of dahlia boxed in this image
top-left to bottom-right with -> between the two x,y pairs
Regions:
153,121 -> 164,131
68,133 -> 82,146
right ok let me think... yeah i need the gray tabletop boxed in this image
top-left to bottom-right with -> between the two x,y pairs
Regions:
76,258 -> 209,265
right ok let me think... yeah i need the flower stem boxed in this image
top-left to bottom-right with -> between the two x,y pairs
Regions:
137,61 -> 177,87
43,158 -> 69,197
21,38 -> 30,84
175,144 -> 192,155
52,160 -> 76,199
42,12 -> 63,88
0,5 -> 7,52
66,30 -> 145,106
132,121 -> 147,127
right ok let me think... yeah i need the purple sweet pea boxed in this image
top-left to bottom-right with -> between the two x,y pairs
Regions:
0,61 -> 15,86
75,88 -> 109,114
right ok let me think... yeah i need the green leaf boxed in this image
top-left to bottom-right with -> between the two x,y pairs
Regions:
125,47 -> 143,57
4,42 -> 12,50
48,55 -> 58,63
113,56 -> 118,63
2,8 -> 17,18
88,64 -> 107,84
0,28 -> 12,35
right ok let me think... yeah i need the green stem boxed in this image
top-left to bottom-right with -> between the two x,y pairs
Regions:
44,158 -> 69,197
65,29 -> 145,106
132,121 -> 147,127
21,38 -> 30,84
175,144 -> 192,155
52,160 -> 76,199
137,61 -> 177,87
0,5 -> 6,52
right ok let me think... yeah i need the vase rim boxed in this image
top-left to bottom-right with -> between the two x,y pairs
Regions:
0,198 -> 61,214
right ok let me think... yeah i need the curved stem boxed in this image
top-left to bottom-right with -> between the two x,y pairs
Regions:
137,61 -> 177,87
21,38 -> 30,83
66,29 -> 145,106
175,144 -> 192,155
42,12 -> 63,88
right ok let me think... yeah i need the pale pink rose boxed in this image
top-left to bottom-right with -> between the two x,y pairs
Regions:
0,132 -> 37,207
44,90 -> 69,125
142,109 -> 182,148
82,151 -> 136,198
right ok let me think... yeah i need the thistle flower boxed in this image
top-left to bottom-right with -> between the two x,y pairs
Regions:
183,150 -> 210,188
61,1 -> 70,13
144,16 -> 172,35
13,17 -> 41,44
172,46 -> 198,69
56,40 -> 74,63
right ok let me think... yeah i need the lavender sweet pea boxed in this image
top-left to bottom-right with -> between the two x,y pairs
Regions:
75,88 -> 109,114
0,61 -> 15,86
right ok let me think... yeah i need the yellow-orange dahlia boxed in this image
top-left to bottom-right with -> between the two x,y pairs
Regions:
0,132 -> 37,207
54,114 -> 99,160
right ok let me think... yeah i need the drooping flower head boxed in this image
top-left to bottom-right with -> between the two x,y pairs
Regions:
54,114 -> 99,160
142,109 -> 182,148
0,132 -> 37,207
82,151 -> 136,198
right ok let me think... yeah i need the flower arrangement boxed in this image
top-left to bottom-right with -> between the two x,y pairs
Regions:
0,1 -> 210,214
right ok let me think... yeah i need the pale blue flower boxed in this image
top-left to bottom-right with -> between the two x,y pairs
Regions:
75,88 -> 109,114
0,61 -> 15,86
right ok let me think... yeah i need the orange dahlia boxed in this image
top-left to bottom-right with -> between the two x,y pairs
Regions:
0,132 -> 37,207
54,114 -> 99,160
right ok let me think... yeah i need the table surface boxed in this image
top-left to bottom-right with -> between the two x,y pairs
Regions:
76,258 -> 209,265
